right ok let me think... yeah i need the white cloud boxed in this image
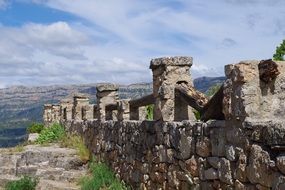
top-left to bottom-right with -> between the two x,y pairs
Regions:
0,21 -> 149,88
0,0 -> 285,87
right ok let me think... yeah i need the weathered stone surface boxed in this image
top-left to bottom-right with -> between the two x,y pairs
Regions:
225,145 -> 236,161
224,60 -> 285,121
178,129 -> 193,160
0,144 -> 87,190
185,156 -> 198,177
276,155 -> 285,175
150,56 -> 195,121
204,168 -> 218,180
96,83 -> 119,92
117,99 -> 130,121
218,158 -> 233,185
256,184 -> 270,190
207,157 -> 220,169
234,180 -> 245,190
246,145 -> 276,188
28,133 -> 39,142
150,56 -> 193,69
196,138 -> 211,157
273,175 -> 285,190
210,128 -> 226,156
72,95 -> 90,121
43,104 -> 60,125
235,151 -> 248,182
96,84 -> 119,121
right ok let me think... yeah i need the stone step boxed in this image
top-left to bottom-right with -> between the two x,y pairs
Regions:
0,144 -> 88,189
16,146 -> 85,170
36,179 -> 80,190
35,168 -> 86,182
0,154 -> 21,167
0,166 -> 16,175
0,174 -> 20,188
9,165 -> 86,182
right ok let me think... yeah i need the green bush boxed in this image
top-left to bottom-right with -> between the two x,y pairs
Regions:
146,104 -> 154,120
5,176 -> 38,190
27,123 -> 44,134
193,109 -> 201,120
80,160 -> 128,190
273,39 -> 285,61
36,123 -> 65,144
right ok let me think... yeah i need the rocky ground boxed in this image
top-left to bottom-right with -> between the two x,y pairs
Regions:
0,144 -> 88,190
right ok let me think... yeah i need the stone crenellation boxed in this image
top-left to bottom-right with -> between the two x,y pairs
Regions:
43,57 -> 285,189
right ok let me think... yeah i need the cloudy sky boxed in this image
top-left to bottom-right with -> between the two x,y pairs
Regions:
0,0 -> 284,88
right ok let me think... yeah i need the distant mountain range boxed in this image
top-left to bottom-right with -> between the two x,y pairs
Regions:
0,76 -> 225,147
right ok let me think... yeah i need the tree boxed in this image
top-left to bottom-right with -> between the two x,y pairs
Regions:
273,39 -> 285,61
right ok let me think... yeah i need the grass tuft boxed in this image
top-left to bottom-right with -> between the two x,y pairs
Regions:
5,176 -> 38,190
80,159 -> 128,190
60,134 -> 90,163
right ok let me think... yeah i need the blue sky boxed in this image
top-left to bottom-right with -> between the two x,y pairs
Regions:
0,0 -> 284,88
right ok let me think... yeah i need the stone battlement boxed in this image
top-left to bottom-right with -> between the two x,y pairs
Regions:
43,57 -> 285,189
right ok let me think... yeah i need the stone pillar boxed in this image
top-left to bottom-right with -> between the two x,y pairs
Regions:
82,104 -> 94,120
52,105 -> 60,123
96,84 -> 119,121
118,99 -> 130,121
223,60 -> 285,122
72,94 -> 90,121
43,104 -> 60,126
60,98 -> 73,121
150,56 -> 195,121
43,104 -> 53,125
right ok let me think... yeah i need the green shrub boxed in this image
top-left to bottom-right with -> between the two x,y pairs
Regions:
80,160 -> 128,190
5,176 -> 38,190
273,39 -> 285,61
206,84 -> 221,97
146,104 -> 154,120
193,109 -> 201,120
27,123 -> 44,134
36,123 -> 65,144
60,134 -> 90,163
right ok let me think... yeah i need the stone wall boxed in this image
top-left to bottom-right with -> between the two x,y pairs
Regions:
44,57 -> 285,189
64,119 -> 285,189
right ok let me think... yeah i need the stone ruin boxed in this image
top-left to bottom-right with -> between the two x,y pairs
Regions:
43,56 -> 285,189
43,104 -> 60,126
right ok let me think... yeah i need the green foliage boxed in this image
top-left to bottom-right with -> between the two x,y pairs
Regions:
146,104 -> 154,120
60,134 -> 90,163
273,39 -> 285,61
206,84 -> 221,97
193,109 -> 201,120
80,159 -> 128,190
5,176 -> 38,190
27,123 -> 44,134
35,123 -> 65,144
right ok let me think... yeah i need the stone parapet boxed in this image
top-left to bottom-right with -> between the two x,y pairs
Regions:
150,56 -> 195,121
43,104 -> 60,126
65,119 -> 285,189
72,94 -> 90,121
96,83 -> 119,121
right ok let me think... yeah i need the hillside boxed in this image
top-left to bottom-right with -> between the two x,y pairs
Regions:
0,77 -> 224,147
